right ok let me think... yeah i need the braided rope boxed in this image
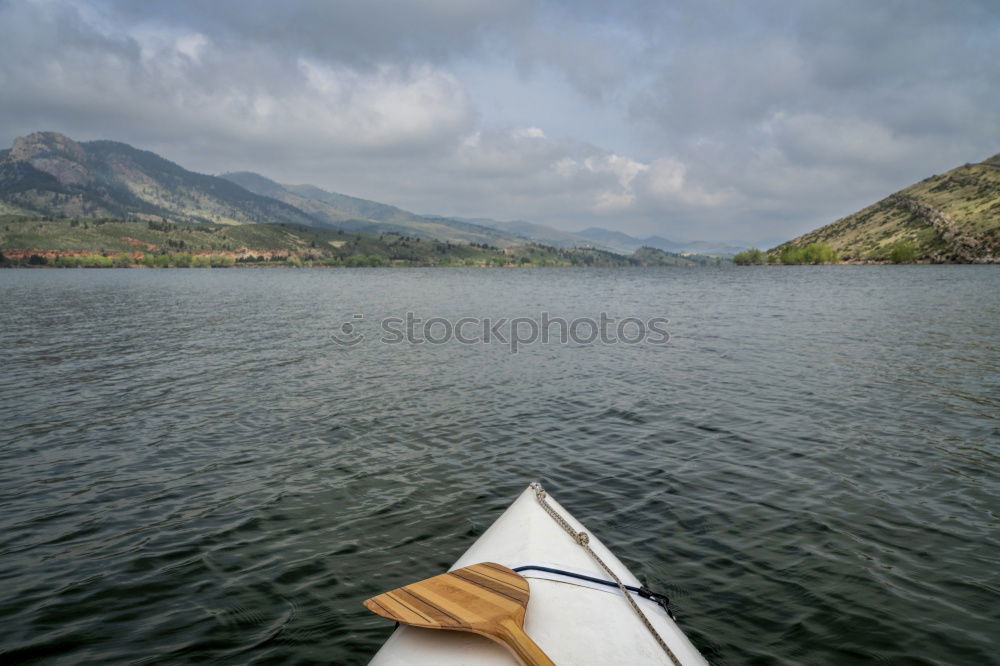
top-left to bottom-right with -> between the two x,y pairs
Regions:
529,483 -> 682,666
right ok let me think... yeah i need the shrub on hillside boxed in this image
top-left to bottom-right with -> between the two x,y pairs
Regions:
80,254 -> 113,267
779,245 -> 806,264
802,242 -> 838,264
889,241 -> 918,263
779,242 -> 837,264
733,248 -> 767,265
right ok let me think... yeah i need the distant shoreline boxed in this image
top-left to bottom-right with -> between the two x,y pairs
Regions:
0,219 -> 729,268
4,259 -> 996,269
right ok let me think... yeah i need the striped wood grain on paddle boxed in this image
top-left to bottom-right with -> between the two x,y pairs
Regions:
364,562 -> 555,666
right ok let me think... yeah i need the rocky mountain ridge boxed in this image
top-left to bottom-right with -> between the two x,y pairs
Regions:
0,132 -> 317,226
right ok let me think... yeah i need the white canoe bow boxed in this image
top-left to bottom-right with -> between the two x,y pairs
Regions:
368,484 -> 709,665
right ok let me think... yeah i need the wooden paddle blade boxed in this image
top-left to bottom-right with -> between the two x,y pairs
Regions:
363,562 -> 530,632
364,562 -> 554,666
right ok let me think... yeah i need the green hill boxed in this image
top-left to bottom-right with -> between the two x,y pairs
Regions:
774,153 -> 1000,263
0,217 -> 654,267
631,246 -> 723,267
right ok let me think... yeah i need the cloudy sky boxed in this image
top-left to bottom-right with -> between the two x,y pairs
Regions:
1,0 -> 997,242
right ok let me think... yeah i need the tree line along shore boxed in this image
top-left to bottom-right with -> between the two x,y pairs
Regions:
733,239 -> 957,265
0,217 -> 719,268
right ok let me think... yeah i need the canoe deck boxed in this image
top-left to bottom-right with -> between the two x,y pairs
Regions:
368,485 -> 708,665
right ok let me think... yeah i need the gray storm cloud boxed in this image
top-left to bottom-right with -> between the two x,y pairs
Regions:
1,0 -> 997,241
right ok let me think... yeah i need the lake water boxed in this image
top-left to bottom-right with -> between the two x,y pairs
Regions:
0,266 -> 997,665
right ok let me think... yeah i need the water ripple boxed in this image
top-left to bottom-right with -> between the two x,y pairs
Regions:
0,266 -> 997,664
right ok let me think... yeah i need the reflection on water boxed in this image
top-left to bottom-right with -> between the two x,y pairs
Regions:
0,266 -> 997,664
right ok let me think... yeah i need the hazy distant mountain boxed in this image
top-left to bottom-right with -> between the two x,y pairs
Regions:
575,227 -> 750,255
454,218 -> 751,255
574,227 -> 645,252
0,132 -> 316,226
450,217 -> 609,249
220,171 -> 370,227
222,172 -> 527,247
775,153 -> 1000,262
